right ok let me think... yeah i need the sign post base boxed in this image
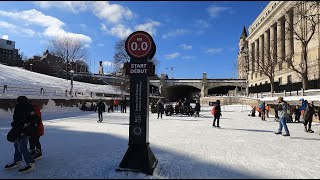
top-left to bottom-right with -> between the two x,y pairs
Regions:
117,144 -> 158,175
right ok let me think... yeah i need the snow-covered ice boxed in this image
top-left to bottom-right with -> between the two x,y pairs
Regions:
1,104 -> 320,179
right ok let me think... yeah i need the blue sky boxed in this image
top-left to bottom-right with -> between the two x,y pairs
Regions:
0,1 -> 269,79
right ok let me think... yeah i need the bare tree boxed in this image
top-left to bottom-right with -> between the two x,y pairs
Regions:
48,35 -> 89,78
248,43 -> 279,96
113,39 -> 159,75
284,1 -> 320,90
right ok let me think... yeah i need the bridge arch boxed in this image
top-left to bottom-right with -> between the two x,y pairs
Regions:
165,85 -> 201,102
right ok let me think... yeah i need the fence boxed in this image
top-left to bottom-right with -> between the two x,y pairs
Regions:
0,84 -> 122,99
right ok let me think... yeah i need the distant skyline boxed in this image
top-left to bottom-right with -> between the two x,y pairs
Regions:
0,1 -> 269,78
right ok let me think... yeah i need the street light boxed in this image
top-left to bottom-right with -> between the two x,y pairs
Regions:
242,46 -> 249,96
69,70 -> 74,96
30,63 -> 33,71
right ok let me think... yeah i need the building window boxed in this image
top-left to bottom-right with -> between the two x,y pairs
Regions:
6,40 -> 12,45
287,75 -> 292,84
279,77 -> 282,85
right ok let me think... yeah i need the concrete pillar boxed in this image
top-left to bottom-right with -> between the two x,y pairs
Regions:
201,72 -> 208,97
270,24 -> 276,64
277,18 -> 285,70
285,9 -> 294,67
249,43 -> 254,80
264,30 -> 270,68
255,40 -> 259,78
259,35 -> 264,77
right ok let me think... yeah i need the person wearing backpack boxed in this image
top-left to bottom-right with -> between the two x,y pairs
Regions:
303,101 -> 315,133
5,96 -> 36,173
260,102 -> 266,121
212,100 -> 222,128
275,97 -> 290,136
29,103 -> 44,160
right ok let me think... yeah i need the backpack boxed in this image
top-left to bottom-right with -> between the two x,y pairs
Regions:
211,106 -> 216,115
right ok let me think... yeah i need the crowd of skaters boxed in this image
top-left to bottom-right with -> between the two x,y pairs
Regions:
249,97 -> 320,136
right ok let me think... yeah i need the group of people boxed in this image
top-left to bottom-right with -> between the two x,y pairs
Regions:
253,97 -> 318,136
95,97 -> 128,122
155,98 -> 202,119
5,96 -> 44,173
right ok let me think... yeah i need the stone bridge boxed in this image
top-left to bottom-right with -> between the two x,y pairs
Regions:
150,73 -> 246,101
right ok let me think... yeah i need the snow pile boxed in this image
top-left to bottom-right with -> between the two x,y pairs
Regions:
0,64 -> 122,99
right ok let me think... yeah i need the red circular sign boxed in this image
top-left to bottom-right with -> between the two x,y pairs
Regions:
125,31 -> 154,59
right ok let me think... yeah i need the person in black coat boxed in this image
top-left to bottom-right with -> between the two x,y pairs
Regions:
5,96 -> 36,172
96,99 -> 106,122
195,101 -> 201,117
157,98 -> 164,119
293,105 -> 301,122
303,101 -> 315,133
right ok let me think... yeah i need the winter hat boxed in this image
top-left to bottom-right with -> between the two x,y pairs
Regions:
300,98 -> 304,101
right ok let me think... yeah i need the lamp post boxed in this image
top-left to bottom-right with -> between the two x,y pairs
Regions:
69,70 -> 74,96
30,63 -> 33,71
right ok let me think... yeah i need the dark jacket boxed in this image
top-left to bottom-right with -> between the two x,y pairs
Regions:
195,103 -> 201,111
214,104 -> 221,117
97,101 -> 106,112
304,103 -> 315,121
11,96 -> 35,137
157,100 -> 164,113
294,107 -> 301,116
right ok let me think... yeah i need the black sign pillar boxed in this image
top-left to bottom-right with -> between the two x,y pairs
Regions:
117,31 -> 158,175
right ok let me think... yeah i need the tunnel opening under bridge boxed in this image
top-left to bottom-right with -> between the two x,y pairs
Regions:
166,85 -> 201,102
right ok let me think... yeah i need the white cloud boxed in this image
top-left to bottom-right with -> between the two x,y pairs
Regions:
165,52 -> 180,60
205,48 -> 223,54
134,20 -> 160,36
179,44 -> 192,50
35,1 -> 134,24
182,56 -> 194,60
1,35 -> 8,40
34,1 -> 88,13
162,29 -> 189,39
0,9 -> 92,44
91,1 -> 134,24
0,21 -> 35,37
101,23 -> 132,39
207,5 -> 231,18
195,19 -> 209,28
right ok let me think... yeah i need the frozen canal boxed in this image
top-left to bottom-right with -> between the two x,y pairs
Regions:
1,105 -> 320,179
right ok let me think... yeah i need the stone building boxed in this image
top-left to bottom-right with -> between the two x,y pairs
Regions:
238,1 -> 320,93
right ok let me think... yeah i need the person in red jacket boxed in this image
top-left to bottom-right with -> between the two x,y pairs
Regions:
29,103 -> 44,160
114,98 -> 119,112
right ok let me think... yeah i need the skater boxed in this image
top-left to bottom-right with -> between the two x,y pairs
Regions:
96,99 -> 105,122
122,97 -> 127,113
303,101 -> 315,133
212,100 -> 222,128
275,97 -> 290,136
250,106 -> 256,117
265,104 -> 270,118
5,96 -> 36,173
294,105 -> 301,122
195,100 -> 201,117
299,98 -> 308,119
156,98 -> 164,119
260,101 -> 266,121
114,98 -> 119,112
29,103 -> 44,160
